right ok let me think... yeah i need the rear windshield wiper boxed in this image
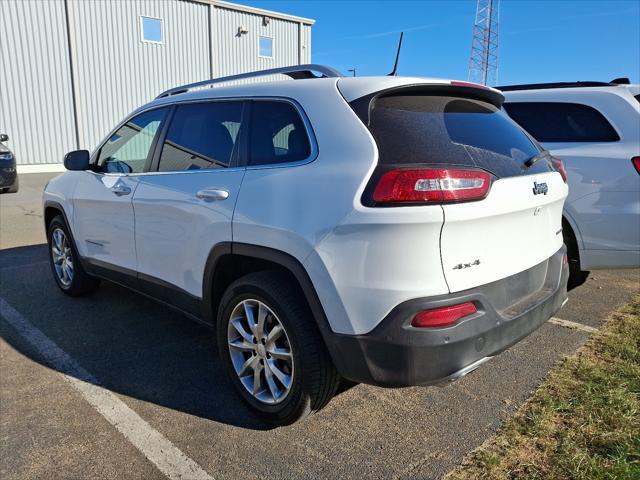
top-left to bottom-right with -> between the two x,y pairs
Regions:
522,151 -> 550,170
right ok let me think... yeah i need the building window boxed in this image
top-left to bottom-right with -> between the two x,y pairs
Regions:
259,36 -> 273,58
141,16 -> 163,44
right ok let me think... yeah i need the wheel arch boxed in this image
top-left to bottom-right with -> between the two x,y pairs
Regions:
44,201 -> 77,249
562,210 -> 582,269
202,243 -> 334,344
562,207 -> 583,249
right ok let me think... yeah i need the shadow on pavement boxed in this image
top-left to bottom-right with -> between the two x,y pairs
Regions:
0,244 -> 302,431
567,270 -> 590,291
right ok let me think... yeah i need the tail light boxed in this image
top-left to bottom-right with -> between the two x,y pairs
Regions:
411,302 -> 478,328
632,156 -> 640,175
372,168 -> 492,205
550,157 -> 568,183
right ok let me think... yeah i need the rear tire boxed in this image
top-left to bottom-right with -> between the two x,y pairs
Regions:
217,271 -> 340,426
47,215 -> 100,296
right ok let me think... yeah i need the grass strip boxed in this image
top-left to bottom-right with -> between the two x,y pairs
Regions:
446,295 -> 640,480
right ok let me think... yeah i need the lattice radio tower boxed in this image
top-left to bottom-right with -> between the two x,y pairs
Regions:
468,0 -> 500,86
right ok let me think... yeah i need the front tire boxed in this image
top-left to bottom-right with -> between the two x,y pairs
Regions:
47,215 -> 99,296
217,271 -> 340,426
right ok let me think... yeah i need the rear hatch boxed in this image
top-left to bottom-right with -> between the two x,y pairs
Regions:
348,83 -> 568,293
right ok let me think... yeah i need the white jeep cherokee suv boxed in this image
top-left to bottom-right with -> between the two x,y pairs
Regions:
500,79 -> 640,283
43,65 -> 569,425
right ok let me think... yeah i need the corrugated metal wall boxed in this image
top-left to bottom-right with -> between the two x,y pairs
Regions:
0,0 -> 76,165
214,7 -> 307,79
70,0 -> 211,152
302,24 -> 312,63
0,0 -> 312,165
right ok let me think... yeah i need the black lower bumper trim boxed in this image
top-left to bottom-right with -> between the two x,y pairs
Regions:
325,246 -> 569,387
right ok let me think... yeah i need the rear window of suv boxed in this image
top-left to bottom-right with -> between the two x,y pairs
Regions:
503,102 -> 620,143
366,93 -> 546,178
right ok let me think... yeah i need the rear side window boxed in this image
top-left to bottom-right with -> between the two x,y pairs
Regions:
248,101 -> 311,166
503,102 -> 620,143
367,94 -> 542,178
158,102 -> 243,172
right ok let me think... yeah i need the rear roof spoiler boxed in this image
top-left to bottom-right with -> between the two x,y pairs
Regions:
347,83 -> 505,126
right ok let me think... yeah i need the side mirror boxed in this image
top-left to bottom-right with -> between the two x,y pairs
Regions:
0,133 -> 8,142
63,150 -> 90,171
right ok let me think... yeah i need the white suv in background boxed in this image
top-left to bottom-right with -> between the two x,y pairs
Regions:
43,65 -> 569,425
500,80 -> 640,284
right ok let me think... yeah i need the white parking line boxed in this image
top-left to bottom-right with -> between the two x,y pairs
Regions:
0,297 -> 213,480
549,316 -> 599,334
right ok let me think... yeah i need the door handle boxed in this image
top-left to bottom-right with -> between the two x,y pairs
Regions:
111,185 -> 131,196
196,188 -> 229,201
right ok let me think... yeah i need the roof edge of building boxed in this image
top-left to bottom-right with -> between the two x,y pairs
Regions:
194,0 -> 315,25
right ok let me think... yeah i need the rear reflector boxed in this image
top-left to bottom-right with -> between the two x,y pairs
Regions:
411,302 -> 478,328
372,168 -> 492,205
632,156 -> 640,175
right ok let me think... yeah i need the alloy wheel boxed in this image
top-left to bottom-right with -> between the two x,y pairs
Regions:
51,228 -> 74,287
227,299 -> 294,404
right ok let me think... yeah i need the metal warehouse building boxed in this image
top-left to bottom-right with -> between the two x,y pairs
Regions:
0,0 -> 314,167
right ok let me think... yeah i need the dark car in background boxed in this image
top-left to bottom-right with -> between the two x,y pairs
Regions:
0,133 -> 18,193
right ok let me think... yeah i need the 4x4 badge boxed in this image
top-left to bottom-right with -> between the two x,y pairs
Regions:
532,181 -> 548,195
453,259 -> 480,270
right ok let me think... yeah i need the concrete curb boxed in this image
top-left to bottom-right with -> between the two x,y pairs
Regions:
17,164 -> 66,174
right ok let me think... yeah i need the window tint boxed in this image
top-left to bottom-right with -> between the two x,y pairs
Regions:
158,102 -> 243,172
249,101 -> 311,166
503,102 -> 620,142
141,16 -> 163,43
365,94 -> 545,178
259,36 -> 273,57
97,108 -> 167,174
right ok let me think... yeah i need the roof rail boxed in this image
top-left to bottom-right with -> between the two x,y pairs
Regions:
496,81 -> 617,92
156,64 -> 343,98
610,77 -> 630,85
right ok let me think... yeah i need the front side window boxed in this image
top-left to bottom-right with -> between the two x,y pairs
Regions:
97,108 -> 167,174
141,16 -> 163,43
259,36 -> 273,57
249,101 -> 312,166
503,102 -> 620,143
157,102 -> 243,172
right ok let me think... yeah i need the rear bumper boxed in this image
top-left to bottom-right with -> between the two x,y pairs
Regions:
326,245 -> 569,387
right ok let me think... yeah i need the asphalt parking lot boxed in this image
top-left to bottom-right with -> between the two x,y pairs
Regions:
1,173 -> 639,480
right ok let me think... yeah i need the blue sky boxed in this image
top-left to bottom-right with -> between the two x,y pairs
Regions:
239,0 -> 640,85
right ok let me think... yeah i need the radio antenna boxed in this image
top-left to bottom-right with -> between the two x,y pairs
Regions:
388,32 -> 404,76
